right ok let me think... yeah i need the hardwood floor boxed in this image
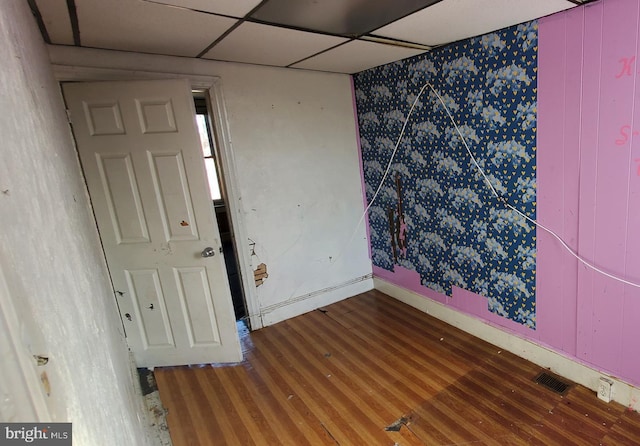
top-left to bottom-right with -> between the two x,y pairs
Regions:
154,290 -> 640,445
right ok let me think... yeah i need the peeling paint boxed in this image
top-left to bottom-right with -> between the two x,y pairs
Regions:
254,263 -> 268,287
388,173 -> 407,263
33,355 -> 49,366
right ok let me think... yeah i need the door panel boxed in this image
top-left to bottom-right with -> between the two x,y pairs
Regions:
173,266 -> 220,346
148,151 -> 199,241
96,153 -> 150,244
63,79 -> 241,367
125,268 -> 174,349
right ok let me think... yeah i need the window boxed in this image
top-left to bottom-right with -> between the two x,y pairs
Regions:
194,97 -> 222,201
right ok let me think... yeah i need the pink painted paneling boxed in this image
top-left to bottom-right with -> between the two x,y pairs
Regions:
558,8 -> 584,358
536,11 -> 567,347
574,1 -> 603,365
621,3 -> 640,383
577,0 -> 639,378
539,0 -> 640,386
451,287 -> 534,336
373,265 -> 448,304
588,0 -> 636,373
621,285 -> 640,385
618,0 -> 640,385
537,10 -> 582,354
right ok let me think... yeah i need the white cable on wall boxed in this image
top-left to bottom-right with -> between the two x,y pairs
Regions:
360,83 -> 430,221
352,78 -> 640,289
252,77 -> 640,324
426,81 -> 640,290
340,83 -> 430,260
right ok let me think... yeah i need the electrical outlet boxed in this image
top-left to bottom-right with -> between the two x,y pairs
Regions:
597,377 -> 613,403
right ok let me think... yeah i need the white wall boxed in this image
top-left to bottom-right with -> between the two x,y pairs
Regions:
0,1 -> 153,444
48,46 -> 373,327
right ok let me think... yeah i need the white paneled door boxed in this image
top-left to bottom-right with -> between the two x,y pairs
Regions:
63,79 -> 241,367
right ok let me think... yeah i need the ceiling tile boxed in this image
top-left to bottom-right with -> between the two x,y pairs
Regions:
35,0 -> 74,45
141,0 -> 263,18
76,0 -> 237,57
202,22 -> 348,67
250,0 -> 440,36
374,0 -> 576,46
291,40 -> 426,74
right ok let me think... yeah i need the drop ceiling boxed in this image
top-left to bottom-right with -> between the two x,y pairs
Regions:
31,0 -> 592,74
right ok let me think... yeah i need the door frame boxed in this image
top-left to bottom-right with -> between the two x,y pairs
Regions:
52,65 -> 262,331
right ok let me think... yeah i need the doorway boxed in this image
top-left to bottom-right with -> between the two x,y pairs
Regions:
64,79 -> 242,366
193,94 -> 247,322
51,65 -> 262,332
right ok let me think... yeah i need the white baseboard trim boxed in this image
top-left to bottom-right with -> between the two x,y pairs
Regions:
374,277 -> 640,411
259,275 -> 374,327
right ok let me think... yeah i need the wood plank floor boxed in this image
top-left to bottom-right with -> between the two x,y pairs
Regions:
154,290 -> 640,445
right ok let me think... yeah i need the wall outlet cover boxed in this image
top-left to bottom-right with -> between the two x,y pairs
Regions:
598,377 -> 614,403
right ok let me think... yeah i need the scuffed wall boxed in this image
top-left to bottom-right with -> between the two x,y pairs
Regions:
0,1 -> 152,444
354,22 -> 538,328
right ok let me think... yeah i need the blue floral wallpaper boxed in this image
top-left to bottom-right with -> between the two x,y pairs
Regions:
354,21 -> 538,328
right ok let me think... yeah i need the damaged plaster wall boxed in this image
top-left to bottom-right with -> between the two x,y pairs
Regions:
220,63 -> 374,325
48,45 -> 373,327
0,1 -> 153,444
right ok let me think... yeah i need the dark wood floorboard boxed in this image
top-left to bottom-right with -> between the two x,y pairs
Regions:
154,290 -> 640,445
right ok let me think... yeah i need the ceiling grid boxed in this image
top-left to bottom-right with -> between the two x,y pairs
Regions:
33,0 -> 593,74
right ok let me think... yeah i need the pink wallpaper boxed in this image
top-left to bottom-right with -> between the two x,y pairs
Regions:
367,0 -> 640,388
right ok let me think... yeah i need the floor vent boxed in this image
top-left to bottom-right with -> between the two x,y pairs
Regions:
534,372 -> 571,395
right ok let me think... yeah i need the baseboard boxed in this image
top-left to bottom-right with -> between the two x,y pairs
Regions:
260,275 -> 374,327
374,277 -> 640,411
127,352 -> 170,446
137,368 -> 172,446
